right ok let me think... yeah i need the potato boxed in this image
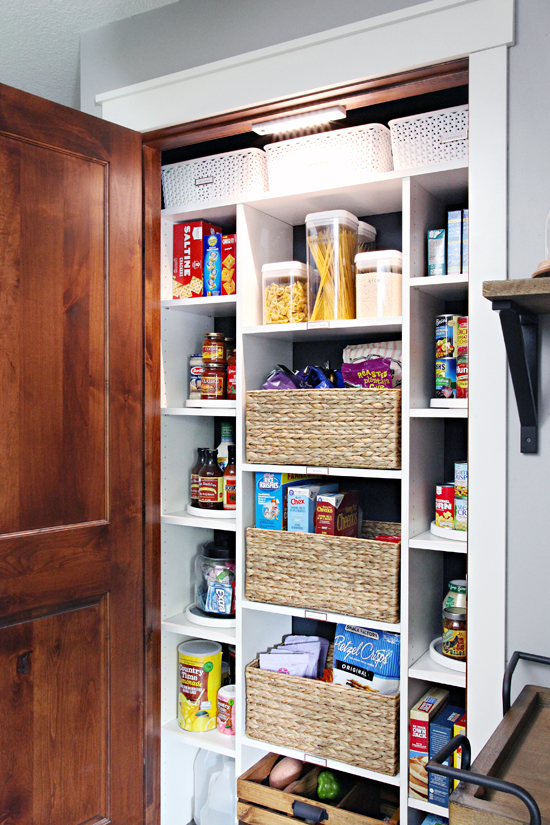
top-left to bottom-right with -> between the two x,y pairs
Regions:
269,756 -> 304,789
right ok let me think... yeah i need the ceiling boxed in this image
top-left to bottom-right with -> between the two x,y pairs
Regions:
0,0 -> 179,110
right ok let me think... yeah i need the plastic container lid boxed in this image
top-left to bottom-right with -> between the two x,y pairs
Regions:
358,220 -> 377,242
218,683 -> 236,699
355,250 -> 403,271
178,639 -> 222,657
202,539 -> 236,560
305,209 -> 359,229
261,261 -> 307,274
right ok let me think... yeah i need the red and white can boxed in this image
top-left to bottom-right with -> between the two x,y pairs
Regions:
435,484 -> 455,529
217,684 -> 235,735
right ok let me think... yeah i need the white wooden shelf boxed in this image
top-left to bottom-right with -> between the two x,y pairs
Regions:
161,295 -> 236,316
162,718 -> 236,757
409,273 -> 468,299
409,648 -> 466,688
162,612 -> 236,644
241,735 -> 401,786
409,529 -> 467,554
241,598 -> 401,634
161,509 -> 237,531
242,317 -> 402,341
162,407 -> 237,417
410,408 -> 468,419
242,463 -> 402,480
408,797 -> 449,817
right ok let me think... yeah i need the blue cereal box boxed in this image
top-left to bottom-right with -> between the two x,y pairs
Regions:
203,233 -> 222,296
462,209 -> 469,276
255,473 -> 312,531
428,705 -> 465,807
287,482 -> 339,533
447,210 -> 462,275
428,229 -> 446,276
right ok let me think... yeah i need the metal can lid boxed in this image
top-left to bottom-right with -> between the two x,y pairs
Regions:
443,607 -> 467,621
448,580 -> 467,593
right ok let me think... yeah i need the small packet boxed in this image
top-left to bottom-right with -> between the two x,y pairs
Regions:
259,653 -> 310,677
375,535 -> 401,543
283,636 -> 330,676
205,581 -> 233,614
272,642 -> 321,678
341,357 -> 393,389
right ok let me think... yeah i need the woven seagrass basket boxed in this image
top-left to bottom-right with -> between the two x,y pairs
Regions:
245,388 -> 401,469
245,520 -> 401,622
245,658 -> 400,775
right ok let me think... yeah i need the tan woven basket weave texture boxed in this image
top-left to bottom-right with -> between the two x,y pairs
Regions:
245,659 -> 400,775
245,520 -> 401,623
246,388 -> 401,469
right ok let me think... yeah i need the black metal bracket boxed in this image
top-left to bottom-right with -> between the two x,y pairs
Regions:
503,650 -> 550,714
426,734 -> 542,825
489,299 -> 539,453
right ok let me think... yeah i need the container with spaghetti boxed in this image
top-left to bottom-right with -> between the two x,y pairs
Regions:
306,210 -> 359,321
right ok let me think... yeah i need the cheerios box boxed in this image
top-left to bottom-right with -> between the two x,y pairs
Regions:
173,221 -> 221,299
255,473 -> 314,531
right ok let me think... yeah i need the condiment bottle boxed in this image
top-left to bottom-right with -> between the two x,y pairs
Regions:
217,423 -> 234,471
190,447 -> 206,507
223,445 -> 236,511
198,449 -> 224,510
227,350 -> 236,400
202,332 -> 226,365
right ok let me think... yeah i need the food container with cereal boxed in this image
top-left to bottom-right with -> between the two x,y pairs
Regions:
262,261 -> 308,325
306,210 -> 359,321
355,250 -> 402,319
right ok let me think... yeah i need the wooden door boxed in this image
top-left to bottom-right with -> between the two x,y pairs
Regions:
0,83 -> 147,825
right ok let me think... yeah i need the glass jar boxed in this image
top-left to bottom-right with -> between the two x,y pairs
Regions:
355,250 -> 403,319
306,210 -> 358,321
201,363 -> 226,400
227,352 -> 236,400
194,538 -> 236,616
202,332 -> 226,365
442,607 -> 467,662
443,579 -> 467,610
262,261 -> 308,324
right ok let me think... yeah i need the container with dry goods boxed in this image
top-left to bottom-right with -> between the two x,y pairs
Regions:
306,210 -> 358,321
357,220 -> 377,253
262,261 -> 308,325
355,250 -> 403,319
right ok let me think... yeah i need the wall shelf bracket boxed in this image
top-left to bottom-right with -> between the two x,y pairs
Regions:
490,299 -> 539,453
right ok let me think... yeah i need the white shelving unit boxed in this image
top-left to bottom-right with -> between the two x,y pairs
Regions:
159,159 -> 470,825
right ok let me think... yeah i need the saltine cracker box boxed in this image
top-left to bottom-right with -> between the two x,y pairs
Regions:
173,220 -> 220,299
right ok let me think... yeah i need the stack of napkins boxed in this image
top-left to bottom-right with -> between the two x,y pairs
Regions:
259,635 -> 329,678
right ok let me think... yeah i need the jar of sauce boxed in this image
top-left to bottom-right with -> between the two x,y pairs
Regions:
442,607 -> 467,662
227,351 -> 236,400
201,363 -> 226,400
202,332 -> 226,365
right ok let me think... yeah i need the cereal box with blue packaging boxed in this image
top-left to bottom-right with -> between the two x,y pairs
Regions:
255,472 -> 313,531
203,233 -> 222,296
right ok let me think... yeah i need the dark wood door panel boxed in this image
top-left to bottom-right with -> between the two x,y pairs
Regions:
0,134 -> 107,535
0,601 -> 109,825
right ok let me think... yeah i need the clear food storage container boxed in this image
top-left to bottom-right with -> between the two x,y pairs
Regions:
358,220 -> 377,253
355,250 -> 403,319
306,210 -> 359,321
262,262 -> 308,325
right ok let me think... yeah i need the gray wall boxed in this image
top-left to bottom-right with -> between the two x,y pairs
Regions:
81,0 -> 550,693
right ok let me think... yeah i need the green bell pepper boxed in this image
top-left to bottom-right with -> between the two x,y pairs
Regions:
317,769 -> 341,802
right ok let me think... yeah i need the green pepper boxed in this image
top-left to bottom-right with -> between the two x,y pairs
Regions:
317,770 -> 341,802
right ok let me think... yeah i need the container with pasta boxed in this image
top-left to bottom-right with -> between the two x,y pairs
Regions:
262,261 -> 308,325
355,250 -> 403,319
306,210 -> 358,321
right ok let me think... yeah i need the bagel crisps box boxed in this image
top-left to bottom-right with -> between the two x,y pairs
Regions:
409,688 -> 449,801
172,221 -> 221,299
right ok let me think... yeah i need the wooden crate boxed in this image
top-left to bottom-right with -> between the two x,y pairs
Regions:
237,752 -> 400,824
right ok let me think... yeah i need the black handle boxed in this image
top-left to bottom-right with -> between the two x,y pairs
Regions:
292,800 -> 328,822
427,734 -> 541,825
503,651 -> 550,715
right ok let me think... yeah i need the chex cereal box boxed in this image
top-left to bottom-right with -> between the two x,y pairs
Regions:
429,705 -> 465,807
287,482 -> 339,533
315,491 -> 360,537
255,473 -> 312,531
173,221 -> 220,299
333,625 -> 400,695
203,233 -> 223,296
409,688 -> 449,801
221,234 -> 237,295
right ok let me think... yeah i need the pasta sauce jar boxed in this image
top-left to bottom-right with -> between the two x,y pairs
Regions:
202,332 -> 226,364
442,607 -> 467,662
201,363 -> 226,400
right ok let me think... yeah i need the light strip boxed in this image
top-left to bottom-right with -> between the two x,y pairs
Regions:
252,105 -> 346,135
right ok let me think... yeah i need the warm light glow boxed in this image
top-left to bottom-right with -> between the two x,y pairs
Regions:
252,106 -> 346,135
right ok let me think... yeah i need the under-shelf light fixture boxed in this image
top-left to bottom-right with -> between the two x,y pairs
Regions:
251,105 -> 346,135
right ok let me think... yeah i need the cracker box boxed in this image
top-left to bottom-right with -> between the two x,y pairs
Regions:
172,221 -> 221,299
315,491 -> 359,537
447,210 -> 462,275
203,233 -> 223,296
429,705 -> 465,807
452,712 -> 467,788
221,234 -> 237,296
462,209 -> 469,276
409,688 -> 449,801
287,482 -> 339,533
428,229 -> 446,277
255,473 -> 312,531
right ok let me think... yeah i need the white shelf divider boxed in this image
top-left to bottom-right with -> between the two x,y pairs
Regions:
410,408 -> 468,419
242,317 -> 402,341
162,407 -> 237,417
161,295 -> 237,316
162,509 -> 237,531
162,613 -> 236,645
409,273 -> 468,299
408,797 -> 449,817
242,463 -> 402,480
408,648 -> 466,688
241,598 -> 401,634
409,529 -> 467,554
162,718 -> 236,758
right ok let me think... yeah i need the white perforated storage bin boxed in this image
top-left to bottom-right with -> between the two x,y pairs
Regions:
388,104 -> 469,170
265,123 -> 393,191
161,147 -> 268,208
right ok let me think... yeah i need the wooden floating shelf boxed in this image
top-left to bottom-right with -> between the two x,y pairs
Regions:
483,277 -> 550,315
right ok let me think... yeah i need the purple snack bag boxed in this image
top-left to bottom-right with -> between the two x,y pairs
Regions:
341,357 -> 392,389
259,653 -> 309,677
262,364 -> 303,390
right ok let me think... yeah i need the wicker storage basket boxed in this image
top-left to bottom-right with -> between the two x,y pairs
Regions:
245,520 -> 401,622
388,104 -> 469,170
246,659 -> 400,775
265,124 -> 393,191
161,147 -> 268,208
246,388 -> 401,469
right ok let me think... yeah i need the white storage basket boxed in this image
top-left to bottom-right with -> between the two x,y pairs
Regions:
265,123 -> 393,191
161,147 -> 268,208
388,104 -> 469,170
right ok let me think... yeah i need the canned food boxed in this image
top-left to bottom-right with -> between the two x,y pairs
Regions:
435,314 -> 460,359
454,461 -> 468,499
435,484 -> 455,529
454,497 -> 468,532
436,358 -> 457,398
457,316 -> 468,356
457,355 -> 468,399
443,579 -> 467,610
178,640 -> 222,732
217,683 -> 236,736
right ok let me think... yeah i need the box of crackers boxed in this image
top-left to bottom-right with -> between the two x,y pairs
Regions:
203,233 -> 223,296
221,234 -> 236,295
409,688 -> 449,800
172,221 -> 221,299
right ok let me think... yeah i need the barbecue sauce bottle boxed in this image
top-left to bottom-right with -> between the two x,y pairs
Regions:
190,447 -> 206,507
223,445 -> 236,511
198,449 -> 224,510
